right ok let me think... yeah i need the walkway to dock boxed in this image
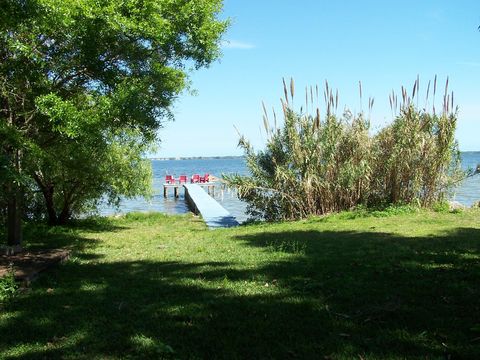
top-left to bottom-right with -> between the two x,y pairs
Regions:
183,184 -> 239,229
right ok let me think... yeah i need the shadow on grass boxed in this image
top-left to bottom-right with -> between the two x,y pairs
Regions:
234,227 -> 480,358
1,226 -> 479,359
65,217 -> 129,233
21,218 -> 128,252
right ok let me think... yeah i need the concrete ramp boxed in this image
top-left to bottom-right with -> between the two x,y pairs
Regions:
183,184 -> 239,229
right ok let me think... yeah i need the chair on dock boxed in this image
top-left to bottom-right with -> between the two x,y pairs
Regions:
191,174 -> 200,183
165,175 -> 174,184
178,175 -> 187,184
200,173 -> 210,183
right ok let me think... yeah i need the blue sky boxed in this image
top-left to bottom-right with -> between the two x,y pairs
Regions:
154,0 -> 480,157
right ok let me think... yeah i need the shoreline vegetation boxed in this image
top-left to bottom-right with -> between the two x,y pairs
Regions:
1,208 -> 479,358
225,78 -> 467,222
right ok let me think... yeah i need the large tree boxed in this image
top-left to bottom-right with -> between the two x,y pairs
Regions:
0,0 -> 228,245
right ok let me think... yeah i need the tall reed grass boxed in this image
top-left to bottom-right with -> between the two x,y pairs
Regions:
225,78 -> 463,221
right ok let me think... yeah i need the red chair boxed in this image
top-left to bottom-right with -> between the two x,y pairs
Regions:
199,173 -> 209,183
178,175 -> 187,183
165,175 -> 174,184
191,174 -> 200,183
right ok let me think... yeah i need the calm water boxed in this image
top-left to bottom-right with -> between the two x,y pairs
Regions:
453,152 -> 480,206
102,153 -> 480,222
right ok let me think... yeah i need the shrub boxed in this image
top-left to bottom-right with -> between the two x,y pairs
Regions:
0,266 -> 18,304
225,78 -> 463,221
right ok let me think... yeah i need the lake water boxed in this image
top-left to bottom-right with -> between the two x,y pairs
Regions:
102,153 -> 480,222
453,151 -> 480,206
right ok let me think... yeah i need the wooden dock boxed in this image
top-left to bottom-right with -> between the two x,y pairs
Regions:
163,182 -> 216,198
183,184 -> 239,229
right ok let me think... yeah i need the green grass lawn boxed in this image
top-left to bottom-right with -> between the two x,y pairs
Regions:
1,208 -> 480,359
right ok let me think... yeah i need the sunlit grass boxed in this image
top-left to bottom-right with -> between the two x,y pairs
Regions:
1,208 -> 479,359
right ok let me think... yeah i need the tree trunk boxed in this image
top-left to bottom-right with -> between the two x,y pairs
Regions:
33,172 -> 60,225
44,186 -> 59,226
57,185 -> 76,225
33,174 -> 73,226
6,185 -> 22,247
57,204 -> 71,225
6,149 -> 22,249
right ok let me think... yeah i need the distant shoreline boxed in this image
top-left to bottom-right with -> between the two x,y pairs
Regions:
148,151 -> 480,161
148,155 -> 245,161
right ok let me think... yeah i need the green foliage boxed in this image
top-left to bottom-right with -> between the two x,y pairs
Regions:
335,204 -> 420,220
0,267 -> 18,304
1,0 -> 228,227
371,105 -> 462,206
432,200 -> 451,213
226,78 -> 463,221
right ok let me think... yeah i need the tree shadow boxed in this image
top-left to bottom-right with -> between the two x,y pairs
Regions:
21,218 -> 128,252
234,227 -> 480,358
0,226 -> 479,359
1,260 -> 338,359
65,217 -> 129,233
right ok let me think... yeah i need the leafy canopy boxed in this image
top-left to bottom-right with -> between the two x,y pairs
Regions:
1,0 -> 228,225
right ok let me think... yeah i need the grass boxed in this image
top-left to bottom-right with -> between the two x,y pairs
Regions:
1,208 -> 480,359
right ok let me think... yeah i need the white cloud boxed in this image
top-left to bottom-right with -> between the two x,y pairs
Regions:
221,40 -> 256,50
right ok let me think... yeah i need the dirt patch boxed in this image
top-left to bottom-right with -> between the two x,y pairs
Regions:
0,249 -> 70,285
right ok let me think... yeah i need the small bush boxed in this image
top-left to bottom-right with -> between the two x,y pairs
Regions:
0,266 -> 18,304
369,204 -> 419,217
432,200 -> 450,213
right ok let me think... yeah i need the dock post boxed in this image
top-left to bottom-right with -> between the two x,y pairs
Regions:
174,186 -> 178,198
163,186 -> 167,198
